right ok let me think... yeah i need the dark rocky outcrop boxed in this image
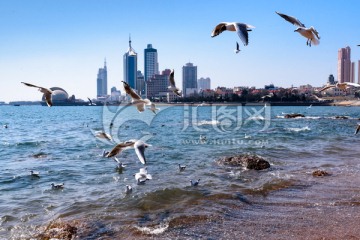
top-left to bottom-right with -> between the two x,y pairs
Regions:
334,116 -> 349,119
312,170 -> 330,177
217,154 -> 270,170
284,113 -> 305,119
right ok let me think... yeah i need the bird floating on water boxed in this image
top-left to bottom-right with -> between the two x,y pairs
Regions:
275,11 -> 320,47
21,82 -> 53,107
211,22 -> 255,46
190,179 -> 200,186
30,170 -> 40,178
122,81 -> 151,112
106,139 -> 151,165
51,183 -> 64,189
135,167 -> 152,184
168,69 -> 182,97
125,185 -> 132,194
114,157 -> 126,170
178,164 -> 187,171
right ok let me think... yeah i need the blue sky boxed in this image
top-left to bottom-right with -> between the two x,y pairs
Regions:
1,0 -> 360,102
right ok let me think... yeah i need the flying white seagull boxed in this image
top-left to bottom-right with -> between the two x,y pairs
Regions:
21,82 -> 53,107
106,140 -> 151,164
234,42 -> 240,54
275,11 -> 320,47
168,69 -> 182,97
122,81 -> 151,112
318,82 -> 360,92
211,22 -> 255,46
134,167 -> 152,184
147,103 -> 160,114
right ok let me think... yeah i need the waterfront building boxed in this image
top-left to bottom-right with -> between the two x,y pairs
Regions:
136,71 -> 146,96
146,69 -> 171,100
123,37 -> 137,89
96,59 -> 107,98
144,44 -> 159,82
197,77 -> 211,92
182,62 -> 197,97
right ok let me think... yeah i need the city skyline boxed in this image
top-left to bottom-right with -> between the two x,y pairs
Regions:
1,0 -> 360,102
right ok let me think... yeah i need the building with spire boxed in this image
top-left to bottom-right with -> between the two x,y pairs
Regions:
182,62 -> 197,97
96,59 -> 108,98
123,36 -> 137,90
144,44 -> 159,83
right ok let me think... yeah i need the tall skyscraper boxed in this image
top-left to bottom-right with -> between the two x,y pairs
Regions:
96,59 -> 107,98
123,37 -> 137,89
144,44 -> 159,82
338,46 -> 351,83
197,77 -> 211,92
182,62 -> 197,97
136,70 -> 146,96
350,62 -> 355,83
358,60 -> 360,84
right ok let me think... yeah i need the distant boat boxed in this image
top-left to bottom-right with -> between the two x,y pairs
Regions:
13,104 -> 20,106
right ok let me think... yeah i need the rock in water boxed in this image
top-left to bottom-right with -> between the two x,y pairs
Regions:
284,113 -> 305,119
217,154 -> 270,170
312,170 -> 330,177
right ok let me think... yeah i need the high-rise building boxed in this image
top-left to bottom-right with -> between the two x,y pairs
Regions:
338,46 -> 351,83
358,60 -> 360,84
350,62 -> 355,83
197,77 -> 211,92
144,44 -> 159,83
328,74 -> 335,85
123,37 -> 137,89
96,59 -> 107,98
136,70 -> 146,96
182,62 -> 197,97
147,69 -> 171,99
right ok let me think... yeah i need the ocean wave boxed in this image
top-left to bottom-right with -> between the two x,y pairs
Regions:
285,126 -> 311,132
196,120 -> 220,126
135,222 -> 169,235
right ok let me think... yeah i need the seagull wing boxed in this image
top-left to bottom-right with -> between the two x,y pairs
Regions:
275,11 -> 305,27
211,22 -> 228,37
134,140 -> 147,164
310,27 -> 320,39
235,23 -> 250,46
169,69 -> 176,87
345,82 -> 360,88
106,142 -> 134,158
122,81 -> 141,100
21,82 -> 42,88
318,85 -> 335,92
44,91 -> 53,107
355,125 -> 360,135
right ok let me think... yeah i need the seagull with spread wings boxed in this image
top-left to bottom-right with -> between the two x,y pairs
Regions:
21,82 -> 53,107
211,22 -> 255,46
106,139 -> 151,165
122,81 -> 151,112
318,82 -> 360,92
276,11 -> 320,47
168,69 -> 182,97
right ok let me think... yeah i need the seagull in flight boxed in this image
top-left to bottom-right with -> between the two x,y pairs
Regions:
95,132 -> 112,141
134,167 -> 152,184
318,82 -> 360,92
275,11 -> 320,47
147,103 -> 160,114
168,69 -> 182,97
122,81 -> 151,112
106,140 -> 151,165
355,124 -> 360,135
21,82 -> 53,107
211,22 -> 255,46
234,42 -> 241,54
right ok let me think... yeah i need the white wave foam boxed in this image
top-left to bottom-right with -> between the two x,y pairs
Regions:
286,126 -> 311,132
197,120 -> 219,126
135,222 -> 169,235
